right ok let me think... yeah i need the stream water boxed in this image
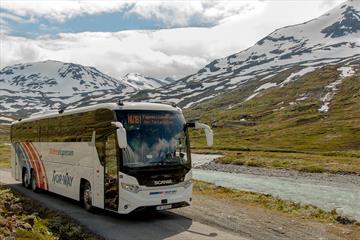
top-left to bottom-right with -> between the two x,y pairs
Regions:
191,154 -> 360,221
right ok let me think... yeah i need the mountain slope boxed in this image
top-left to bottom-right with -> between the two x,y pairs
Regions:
133,0 -> 360,108
185,64 -> 360,152
0,60 -> 168,117
122,73 -> 174,90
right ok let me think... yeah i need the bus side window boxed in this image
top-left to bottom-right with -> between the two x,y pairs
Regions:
78,112 -> 94,142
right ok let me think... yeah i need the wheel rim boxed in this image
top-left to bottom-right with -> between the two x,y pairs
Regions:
24,171 -> 30,187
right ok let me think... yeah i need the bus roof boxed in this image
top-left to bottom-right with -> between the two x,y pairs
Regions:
12,102 -> 182,125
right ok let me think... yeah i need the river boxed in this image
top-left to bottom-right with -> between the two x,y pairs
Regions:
191,154 -> 360,221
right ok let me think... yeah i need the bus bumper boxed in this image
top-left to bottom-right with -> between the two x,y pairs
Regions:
117,179 -> 192,214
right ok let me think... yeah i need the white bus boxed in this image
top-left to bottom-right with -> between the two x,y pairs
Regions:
10,102 -> 213,214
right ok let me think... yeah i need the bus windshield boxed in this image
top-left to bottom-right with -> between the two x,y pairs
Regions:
116,110 -> 189,168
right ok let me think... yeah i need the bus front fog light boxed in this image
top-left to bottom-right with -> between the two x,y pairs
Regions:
121,183 -> 140,193
184,179 -> 192,188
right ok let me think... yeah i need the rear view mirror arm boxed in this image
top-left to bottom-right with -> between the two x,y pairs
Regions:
186,122 -> 214,147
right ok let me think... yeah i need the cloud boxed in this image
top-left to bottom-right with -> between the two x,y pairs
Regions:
0,1 -> 131,22
1,0 -> 262,28
0,0 -> 348,80
0,29 -> 231,79
129,1 -> 262,27
320,0 -> 346,8
0,12 -> 28,23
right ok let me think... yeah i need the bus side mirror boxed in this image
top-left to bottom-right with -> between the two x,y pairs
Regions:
195,122 -> 214,147
112,122 -> 128,148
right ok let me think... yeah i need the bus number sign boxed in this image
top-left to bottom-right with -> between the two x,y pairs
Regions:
128,115 -> 175,125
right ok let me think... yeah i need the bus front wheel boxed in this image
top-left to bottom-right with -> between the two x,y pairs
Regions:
82,181 -> 93,212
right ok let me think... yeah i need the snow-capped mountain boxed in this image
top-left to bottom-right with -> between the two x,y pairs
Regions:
1,0 -> 359,117
0,60 -> 135,94
0,60 -> 168,117
133,0 -> 360,108
122,73 -> 174,90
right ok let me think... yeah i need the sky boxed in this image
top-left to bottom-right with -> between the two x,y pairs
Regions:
0,0 -> 346,80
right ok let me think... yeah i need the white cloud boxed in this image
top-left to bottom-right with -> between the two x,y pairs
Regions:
129,1 -> 263,27
0,0 -> 262,26
0,0 -> 347,80
0,1 -> 131,22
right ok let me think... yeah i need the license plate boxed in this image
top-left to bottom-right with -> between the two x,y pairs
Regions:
156,204 -> 172,210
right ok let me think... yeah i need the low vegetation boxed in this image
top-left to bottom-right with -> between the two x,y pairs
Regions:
193,180 -> 359,226
0,125 -> 10,168
187,64 -> 360,173
0,186 -> 98,240
211,150 -> 360,174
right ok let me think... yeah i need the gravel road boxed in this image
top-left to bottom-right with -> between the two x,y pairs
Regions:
2,155 -> 359,240
0,168 -> 245,240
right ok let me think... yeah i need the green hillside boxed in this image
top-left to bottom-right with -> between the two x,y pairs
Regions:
186,64 -> 360,173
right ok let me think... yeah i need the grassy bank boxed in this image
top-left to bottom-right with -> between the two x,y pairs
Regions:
210,150 -> 360,174
0,125 -> 10,168
187,65 -> 360,174
193,180 -> 359,226
0,186 -> 98,240
0,144 -> 11,168
187,65 -> 360,152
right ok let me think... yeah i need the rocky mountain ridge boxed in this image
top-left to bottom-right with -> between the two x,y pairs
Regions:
132,0 -> 360,108
1,0 -> 359,118
0,60 -> 170,117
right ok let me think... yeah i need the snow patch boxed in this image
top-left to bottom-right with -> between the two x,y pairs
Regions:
255,82 -> 277,92
183,95 -> 216,109
245,92 -> 260,102
0,116 -> 14,123
318,66 -> 353,113
338,66 -> 355,78
296,96 -> 308,101
280,67 -> 318,87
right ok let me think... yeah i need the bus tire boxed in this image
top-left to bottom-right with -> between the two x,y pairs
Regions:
22,168 -> 31,189
30,170 -> 38,192
81,181 -> 93,212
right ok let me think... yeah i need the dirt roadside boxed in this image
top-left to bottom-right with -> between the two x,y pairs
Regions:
173,190 -> 360,240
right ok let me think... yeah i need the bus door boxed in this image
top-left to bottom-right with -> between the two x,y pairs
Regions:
104,133 -> 119,211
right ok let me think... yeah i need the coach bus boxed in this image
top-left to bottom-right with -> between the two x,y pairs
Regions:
10,102 -> 213,214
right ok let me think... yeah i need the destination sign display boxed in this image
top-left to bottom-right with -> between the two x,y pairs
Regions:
127,114 -> 176,125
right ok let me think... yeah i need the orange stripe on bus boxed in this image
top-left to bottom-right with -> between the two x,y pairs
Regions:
18,143 -> 34,174
23,143 -> 44,189
28,143 -> 45,189
29,143 -> 49,190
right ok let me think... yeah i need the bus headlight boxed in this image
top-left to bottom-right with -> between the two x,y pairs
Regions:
121,183 -> 140,193
184,179 -> 192,188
